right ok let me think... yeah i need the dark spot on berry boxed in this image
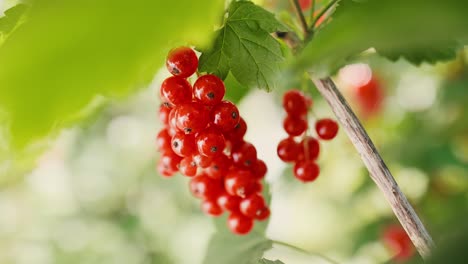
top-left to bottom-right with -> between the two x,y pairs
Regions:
162,102 -> 172,107
184,128 -> 192,133
173,141 -> 179,148
207,92 -> 215,99
231,112 -> 238,119
213,165 -> 219,171
234,123 -> 240,129
190,161 -> 197,167
210,146 -> 218,152
244,160 -> 252,166
237,187 -> 245,197
171,67 -> 180,75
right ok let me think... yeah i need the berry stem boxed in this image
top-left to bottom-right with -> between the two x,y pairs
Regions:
310,0 -> 339,30
271,239 -> 340,264
309,76 -> 435,259
289,0 -> 310,39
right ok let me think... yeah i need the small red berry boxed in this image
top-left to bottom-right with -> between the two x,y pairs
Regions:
189,174 -> 222,200
297,136 -> 320,161
192,153 -> 212,168
156,129 -> 172,153
206,154 -> 232,180
225,117 -> 247,143
225,170 -> 256,198
355,77 -> 384,117
217,192 -> 241,212
239,193 -> 266,218
315,118 -> 339,140
256,206 -> 270,221
157,160 -> 176,177
166,46 -> 198,78
293,160 -> 320,182
171,132 -> 197,157
212,101 -> 240,131
175,103 -> 209,134
179,156 -> 198,177
196,128 -> 226,157
251,159 -> 267,179
193,74 -> 226,106
159,151 -> 182,173
201,199 -> 224,217
283,115 -> 308,136
160,76 -> 192,106
228,212 -> 254,235
277,137 -> 300,162
283,90 -> 309,116
232,142 -> 258,169
159,104 -> 172,125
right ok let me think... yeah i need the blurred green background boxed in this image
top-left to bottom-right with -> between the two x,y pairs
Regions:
0,0 -> 467,263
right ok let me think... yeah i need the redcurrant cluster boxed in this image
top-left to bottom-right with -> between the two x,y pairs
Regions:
156,47 -> 270,235
276,90 -> 339,182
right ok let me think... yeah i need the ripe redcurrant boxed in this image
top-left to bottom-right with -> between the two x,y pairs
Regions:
189,174 -> 222,200
156,128 -> 172,153
212,101 -> 240,131
293,160 -> 320,182
175,103 -> 209,134
179,156 -> 198,177
315,118 -> 339,140
239,193 -> 266,219
205,154 -> 232,180
201,199 -> 224,217
171,131 -> 197,157
217,192 -> 241,212
196,128 -> 226,157
193,74 -> 226,106
160,76 -> 192,106
283,115 -> 308,136
166,46 -> 198,78
231,142 -> 258,169
277,137 -> 300,162
282,90 -> 310,116
228,212 -> 254,235
298,136 -> 320,161
225,170 -> 256,198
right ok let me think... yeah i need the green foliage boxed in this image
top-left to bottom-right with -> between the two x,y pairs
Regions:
296,0 -> 468,75
0,4 -> 28,43
198,1 -> 287,91
224,72 -> 250,104
257,259 -> 285,264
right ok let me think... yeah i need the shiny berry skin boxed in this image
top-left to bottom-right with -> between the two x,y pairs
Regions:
277,137 -> 300,162
282,90 -> 309,116
175,103 -> 209,134
156,129 -> 172,153
252,181 -> 263,193
157,160 -> 176,177
171,132 -> 197,157
283,115 -> 308,136
225,170 -> 256,198
160,76 -> 192,106
217,192 -> 241,212
225,117 -> 247,143
231,142 -> 257,168
228,212 -> 254,235
293,160 -> 320,182
212,101 -> 240,131
315,118 -> 339,140
382,225 -> 413,261
160,151 -> 182,173
256,207 -> 270,221
206,154 -> 232,180
239,193 -> 266,218
193,74 -> 226,106
159,104 -> 172,125
192,153 -> 212,168
166,46 -> 198,78
196,128 -> 226,157
252,159 -> 267,179
201,199 -> 223,217
298,136 -> 320,161
179,156 -> 198,177
189,174 -> 222,200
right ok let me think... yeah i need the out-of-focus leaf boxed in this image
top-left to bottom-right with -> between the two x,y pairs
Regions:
224,72 -> 250,104
198,1 -> 287,91
257,259 -> 285,264
0,0 -> 223,178
0,4 -> 28,42
295,0 -> 468,75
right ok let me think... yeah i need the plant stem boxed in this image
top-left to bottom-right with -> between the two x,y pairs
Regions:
309,76 -> 435,259
289,0 -> 310,39
272,239 -> 340,264
310,0 -> 340,30
309,0 -> 316,24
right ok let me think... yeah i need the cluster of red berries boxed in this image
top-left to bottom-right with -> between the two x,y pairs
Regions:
277,90 -> 339,182
156,47 -> 270,235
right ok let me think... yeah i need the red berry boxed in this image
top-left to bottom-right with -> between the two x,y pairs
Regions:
157,160 -> 176,177
196,128 -> 226,157
256,206 -> 270,221
160,76 -> 192,106
175,103 -> 209,134
277,137 -> 300,162
383,225 -> 414,261
179,156 -> 198,177
239,193 -> 266,218
166,46 -> 198,78
283,90 -> 310,116
225,117 -> 247,143
201,199 -> 223,216
171,132 -> 197,157
225,170 -> 256,198
293,160 -> 320,182
167,107 -> 179,134
160,151 -> 182,173
315,118 -> 339,140
355,77 -> 384,116
212,101 -> 240,131
298,136 -> 320,161
228,212 -> 254,235
231,142 -> 257,169
156,129 -> 172,153
192,153 -> 212,168
217,192 -> 241,212
251,159 -> 267,179
189,174 -> 222,200
299,0 -> 312,11
193,74 -> 226,106
283,115 -> 308,136
159,104 -> 172,125
206,154 -> 232,180
252,181 -> 263,193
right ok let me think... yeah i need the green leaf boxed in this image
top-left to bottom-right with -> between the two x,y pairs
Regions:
258,259 -> 285,264
0,0 -> 223,147
0,4 -> 28,38
224,72 -> 250,104
198,1 -> 287,91
296,0 -> 468,75
203,181 -> 272,264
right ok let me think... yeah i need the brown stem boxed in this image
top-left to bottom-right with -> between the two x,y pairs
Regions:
310,77 -> 435,259
289,0 -> 310,38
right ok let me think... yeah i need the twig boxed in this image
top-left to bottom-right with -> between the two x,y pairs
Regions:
289,0 -> 310,38
309,77 -> 435,259
310,0 -> 340,29
272,239 -> 340,264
